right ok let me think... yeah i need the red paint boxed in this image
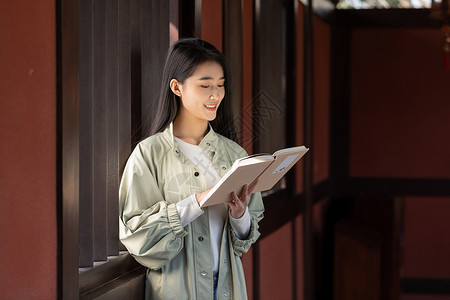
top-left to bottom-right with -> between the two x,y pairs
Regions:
350,28 -> 450,178
296,3 -> 305,194
350,28 -> 450,283
201,0 -> 223,52
242,248 -> 254,300
295,215 -> 305,300
313,16 -> 330,184
259,222 -> 294,300
0,0 -> 57,299
403,196 -> 450,278
242,0 -> 253,155
241,1 -> 254,297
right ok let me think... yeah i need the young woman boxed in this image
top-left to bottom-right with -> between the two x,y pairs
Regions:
119,38 -> 264,300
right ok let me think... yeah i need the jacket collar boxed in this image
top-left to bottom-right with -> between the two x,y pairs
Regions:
163,122 -> 219,153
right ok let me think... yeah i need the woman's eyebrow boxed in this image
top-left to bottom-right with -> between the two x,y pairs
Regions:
197,76 -> 225,81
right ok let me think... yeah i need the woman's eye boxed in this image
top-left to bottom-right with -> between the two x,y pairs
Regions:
218,84 -> 224,88
201,85 -> 209,88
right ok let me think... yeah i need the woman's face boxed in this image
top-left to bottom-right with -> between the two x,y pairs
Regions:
175,60 -> 225,123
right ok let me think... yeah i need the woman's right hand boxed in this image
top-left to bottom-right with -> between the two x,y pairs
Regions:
195,189 -> 212,206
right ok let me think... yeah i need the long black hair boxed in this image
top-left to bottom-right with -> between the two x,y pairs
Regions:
148,38 -> 237,142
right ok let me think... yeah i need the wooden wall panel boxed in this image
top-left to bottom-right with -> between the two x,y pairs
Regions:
118,0 -> 132,176
223,0 -> 243,142
141,0 -> 170,137
295,214 -> 305,300
79,0 -> 94,267
78,0 -> 159,272
60,0 -> 81,296
350,28 -> 450,178
403,196 -> 450,278
79,0 -> 128,267
130,0 -> 142,145
296,3 -> 305,194
169,0 -> 179,44
351,195 -> 403,300
241,248 -> 254,300
106,0 -> 120,255
302,0 -> 315,297
242,0 -> 253,155
313,15 -> 330,185
240,1 -> 254,298
259,223 -> 294,300
180,0 -> 201,38
92,0 -> 109,261
313,199 -> 328,297
87,274 -> 145,300
336,18 -> 450,300
334,220 -> 382,300
253,0 -> 286,155
201,0 -> 222,51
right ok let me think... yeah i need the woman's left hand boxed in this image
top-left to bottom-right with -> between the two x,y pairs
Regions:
228,178 -> 259,219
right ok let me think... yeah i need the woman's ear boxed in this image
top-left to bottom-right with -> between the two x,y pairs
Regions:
170,79 -> 182,97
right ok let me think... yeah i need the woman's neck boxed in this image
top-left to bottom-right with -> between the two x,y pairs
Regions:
173,114 -> 209,145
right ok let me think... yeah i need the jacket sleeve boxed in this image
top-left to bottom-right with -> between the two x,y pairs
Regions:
227,146 -> 265,256
229,191 -> 264,256
119,143 -> 188,270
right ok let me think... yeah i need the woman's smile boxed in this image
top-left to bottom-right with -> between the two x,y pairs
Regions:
204,103 -> 218,111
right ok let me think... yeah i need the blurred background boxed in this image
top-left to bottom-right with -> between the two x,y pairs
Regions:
1,0 -> 449,299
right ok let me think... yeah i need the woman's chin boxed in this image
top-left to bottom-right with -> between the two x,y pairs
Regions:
205,113 -> 217,121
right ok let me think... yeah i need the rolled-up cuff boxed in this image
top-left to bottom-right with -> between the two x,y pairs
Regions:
167,203 -> 189,238
229,207 -> 251,239
230,216 -> 261,256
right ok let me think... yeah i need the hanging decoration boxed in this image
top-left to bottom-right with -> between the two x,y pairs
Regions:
430,0 -> 450,69
443,23 -> 450,70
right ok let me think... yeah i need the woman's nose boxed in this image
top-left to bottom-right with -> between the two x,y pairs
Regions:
210,86 -> 223,100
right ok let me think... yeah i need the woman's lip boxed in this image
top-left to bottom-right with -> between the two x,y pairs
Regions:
204,104 -> 217,111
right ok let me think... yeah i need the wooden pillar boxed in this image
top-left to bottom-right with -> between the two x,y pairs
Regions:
59,0 -> 80,297
303,0 -> 315,298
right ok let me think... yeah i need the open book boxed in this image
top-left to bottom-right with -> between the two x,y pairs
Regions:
199,146 -> 309,207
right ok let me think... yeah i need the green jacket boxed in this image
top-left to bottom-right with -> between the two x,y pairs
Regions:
119,123 -> 264,300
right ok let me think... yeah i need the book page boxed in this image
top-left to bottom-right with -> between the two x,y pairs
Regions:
253,146 -> 309,193
271,154 -> 299,174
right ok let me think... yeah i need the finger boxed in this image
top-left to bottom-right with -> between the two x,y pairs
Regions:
227,192 -> 239,209
240,184 -> 249,197
251,178 -> 259,186
231,191 -> 239,203
248,179 -> 259,194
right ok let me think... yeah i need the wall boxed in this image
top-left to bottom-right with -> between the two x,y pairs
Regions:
403,196 -> 450,278
351,28 -> 450,179
351,28 -> 450,297
0,1 -> 57,299
313,15 -> 330,185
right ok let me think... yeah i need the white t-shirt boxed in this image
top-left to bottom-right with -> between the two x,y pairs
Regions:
174,137 -> 250,272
